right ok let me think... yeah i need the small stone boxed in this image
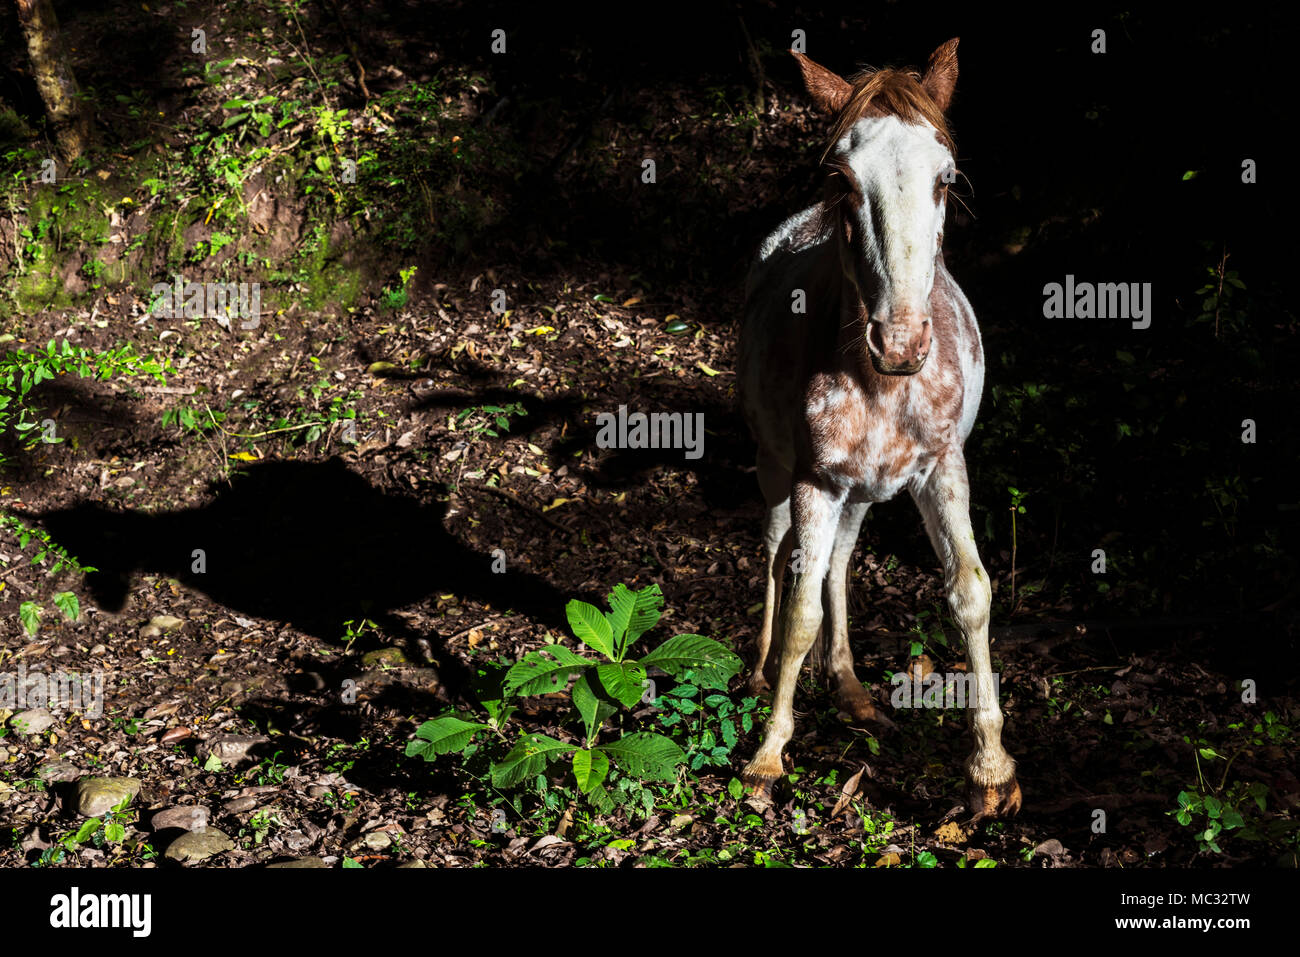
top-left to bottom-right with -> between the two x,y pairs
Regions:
10,708 -> 55,735
223,796 -> 259,813
195,734 -> 268,766
74,777 -> 142,817
362,647 -> 409,668
267,857 -> 328,868
89,644 -> 107,656
670,813 -> 694,829
151,806 -> 210,832
307,786 -> 331,800
149,615 -> 185,632
1034,838 -> 1066,859
396,860 -> 429,868
164,828 -> 234,862
363,830 -> 392,850
37,760 -> 80,783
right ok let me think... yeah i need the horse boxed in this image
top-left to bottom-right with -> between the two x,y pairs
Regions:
737,39 -> 1021,820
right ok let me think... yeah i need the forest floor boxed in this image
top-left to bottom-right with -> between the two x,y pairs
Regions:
0,1 -> 1295,868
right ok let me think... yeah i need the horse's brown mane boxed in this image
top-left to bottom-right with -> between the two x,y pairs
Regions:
822,67 -> 955,163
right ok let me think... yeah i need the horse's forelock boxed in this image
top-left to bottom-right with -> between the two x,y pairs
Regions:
821,68 -> 955,164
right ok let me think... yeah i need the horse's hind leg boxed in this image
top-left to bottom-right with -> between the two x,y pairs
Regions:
822,501 -> 888,724
749,454 -> 793,694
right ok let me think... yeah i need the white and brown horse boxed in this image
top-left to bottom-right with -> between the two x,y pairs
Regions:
738,39 -> 1021,819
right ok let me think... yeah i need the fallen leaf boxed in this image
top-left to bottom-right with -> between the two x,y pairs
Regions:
875,852 -> 901,867
622,297 -> 642,307
934,820 -> 970,844
542,497 -> 571,513
830,764 -> 867,818
524,325 -> 555,336
696,361 -> 720,376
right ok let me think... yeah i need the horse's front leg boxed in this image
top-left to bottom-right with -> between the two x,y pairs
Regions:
912,452 -> 1022,820
742,476 -> 844,796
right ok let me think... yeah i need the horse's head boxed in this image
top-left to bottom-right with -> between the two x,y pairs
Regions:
798,40 -> 960,376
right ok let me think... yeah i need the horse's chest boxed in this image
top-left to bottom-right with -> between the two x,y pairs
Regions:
805,385 -> 933,501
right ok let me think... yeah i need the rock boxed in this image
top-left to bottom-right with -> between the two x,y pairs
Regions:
151,806 -> 210,832
283,830 -> 312,851
150,615 -> 185,632
362,647 -> 409,668
669,813 -> 694,829
37,760 -> 80,783
89,644 -> 107,656
267,857 -> 328,868
0,746 -> 9,762
1033,838 -> 1066,859
363,831 -> 392,850
307,785 -> 332,800
396,860 -> 429,868
164,828 -> 234,862
195,734 -> 268,766
223,796 -> 259,813
10,708 -> 55,735
74,777 -> 142,817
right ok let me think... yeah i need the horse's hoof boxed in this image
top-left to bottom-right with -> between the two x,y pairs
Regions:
741,757 -> 783,802
837,688 -> 896,730
967,776 -> 1022,822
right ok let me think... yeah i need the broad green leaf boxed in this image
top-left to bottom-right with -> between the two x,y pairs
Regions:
19,601 -> 40,636
572,748 -> 610,793
491,733 -> 575,788
605,583 -> 636,653
572,672 -> 619,745
566,600 -> 616,659
104,819 -> 126,843
502,644 -> 593,697
598,732 -> 684,783
638,633 -> 743,688
1221,807 -> 1245,829
587,783 -> 615,814
625,583 -> 664,647
405,716 -> 488,761
74,819 -> 101,844
596,661 -> 648,709
53,591 -> 80,622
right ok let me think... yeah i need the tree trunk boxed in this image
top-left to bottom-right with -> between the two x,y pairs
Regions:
15,0 -> 91,163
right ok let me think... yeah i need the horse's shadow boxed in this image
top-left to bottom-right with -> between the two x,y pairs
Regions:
33,458 -> 569,694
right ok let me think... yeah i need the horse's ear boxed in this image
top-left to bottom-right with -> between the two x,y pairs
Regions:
793,51 -> 853,114
921,38 -> 960,112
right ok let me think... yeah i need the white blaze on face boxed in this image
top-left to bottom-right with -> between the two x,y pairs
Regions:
838,115 -> 952,319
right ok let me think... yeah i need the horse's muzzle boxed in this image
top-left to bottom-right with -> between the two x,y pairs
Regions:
866,318 -> 931,375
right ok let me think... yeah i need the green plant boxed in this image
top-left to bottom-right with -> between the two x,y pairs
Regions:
654,678 -> 763,771
0,338 -> 168,465
450,401 -> 527,440
1007,485 -> 1028,611
17,591 -> 80,636
35,796 -> 134,866
406,582 -> 742,812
